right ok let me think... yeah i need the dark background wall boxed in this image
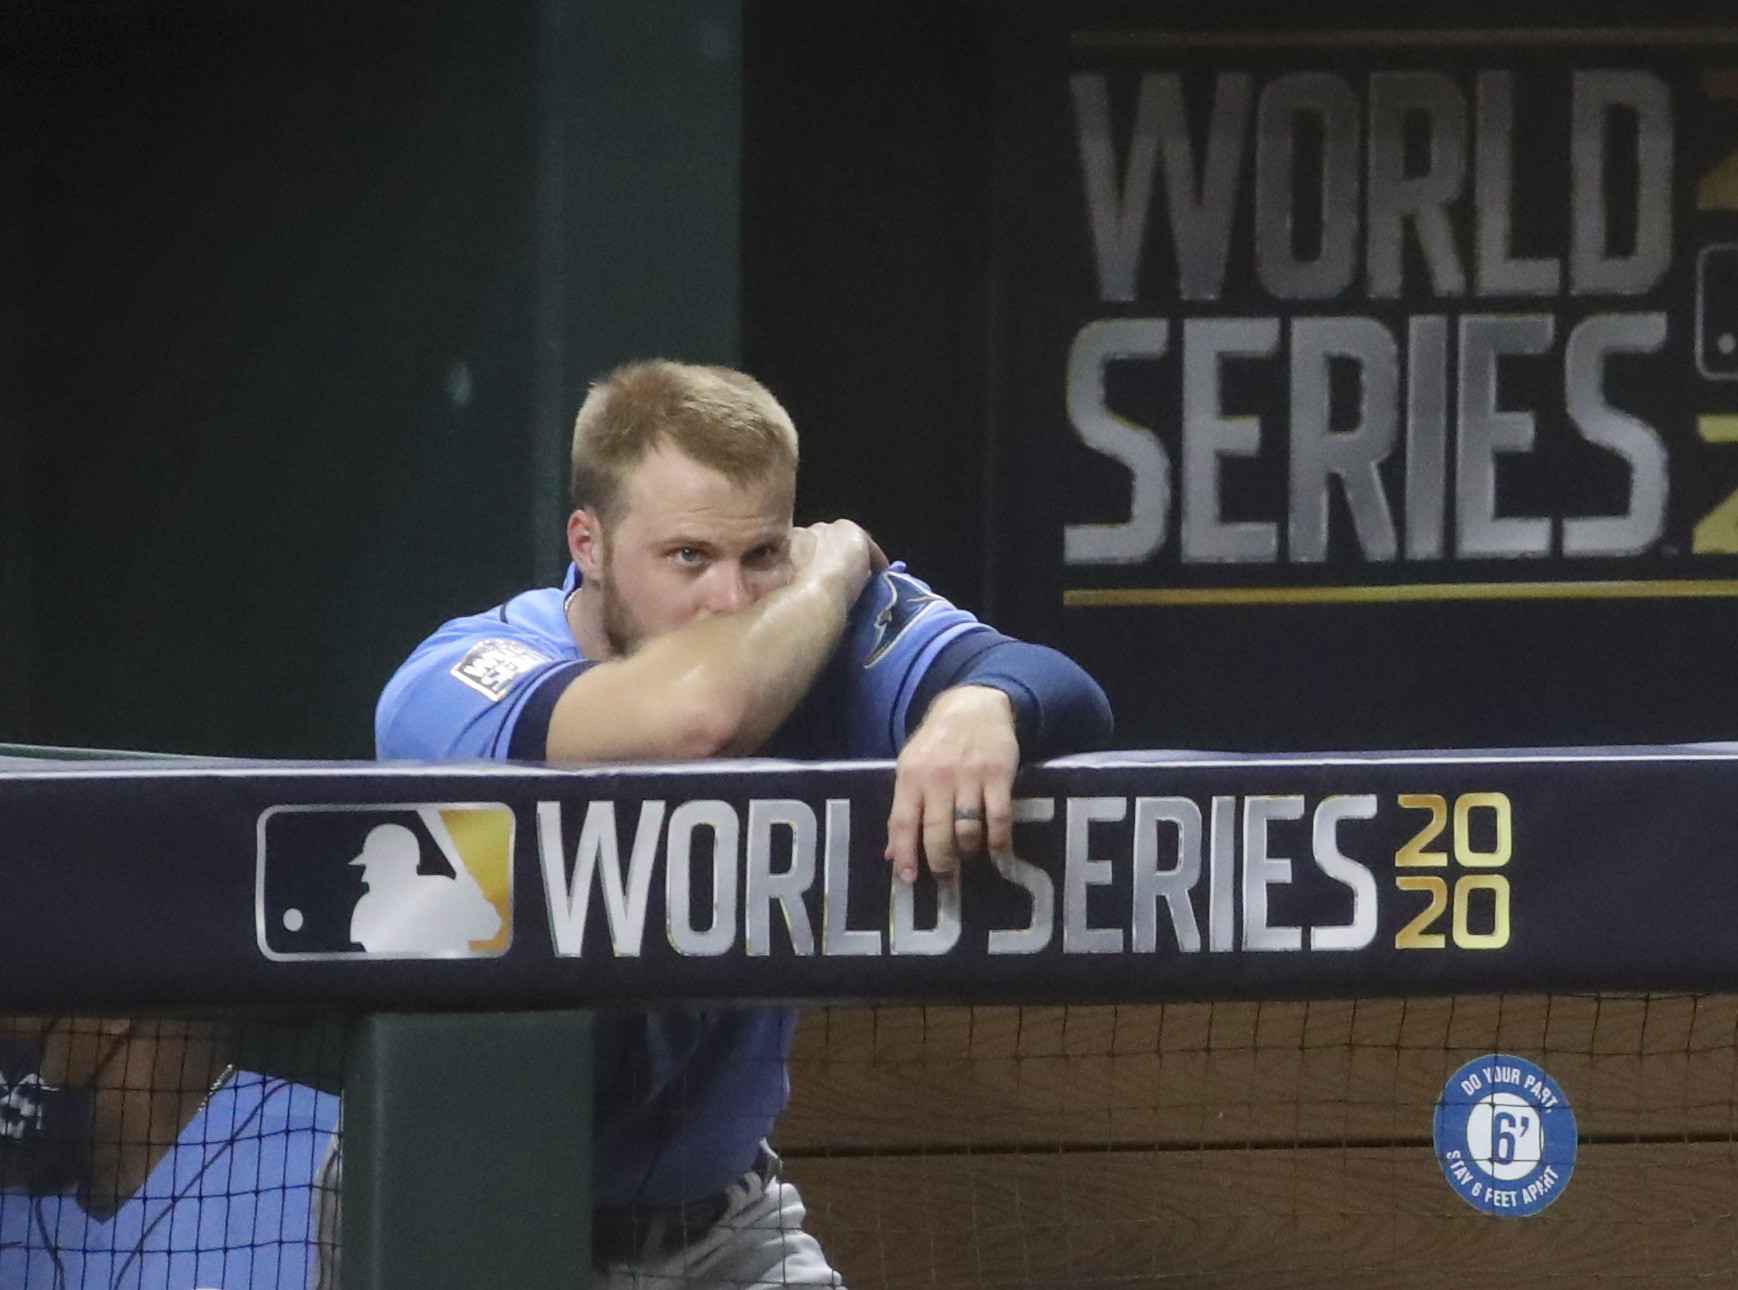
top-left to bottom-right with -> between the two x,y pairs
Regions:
13,1 -> 542,756
10,0 -> 1734,758
741,1 -> 992,608
9,0 -> 746,757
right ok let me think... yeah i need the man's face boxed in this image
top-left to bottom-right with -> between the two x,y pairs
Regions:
580,445 -> 795,657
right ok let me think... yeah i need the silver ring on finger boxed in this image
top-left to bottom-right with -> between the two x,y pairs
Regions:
953,806 -> 984,823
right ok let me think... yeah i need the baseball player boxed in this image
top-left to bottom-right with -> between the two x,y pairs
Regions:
375,359 -> 1112,1288
0,1024 -> 338,1289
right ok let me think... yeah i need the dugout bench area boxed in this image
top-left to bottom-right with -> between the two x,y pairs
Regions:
5,749 -> 1738,1287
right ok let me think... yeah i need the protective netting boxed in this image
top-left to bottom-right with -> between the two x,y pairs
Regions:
0,1014 -> 344,1290
8,997 -> 1738,1288
780,997 -> 1738,1289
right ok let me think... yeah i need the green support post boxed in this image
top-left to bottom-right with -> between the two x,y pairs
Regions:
336,0 -> 744,1279
533,0 -> 742,585
341,1012 -> 593,1290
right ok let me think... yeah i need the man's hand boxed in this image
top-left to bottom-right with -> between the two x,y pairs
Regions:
884,685 -> 1020,883
788,518 -> 888,601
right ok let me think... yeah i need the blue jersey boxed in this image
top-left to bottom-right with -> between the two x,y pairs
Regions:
376,564 -> 990,1206
0,1073 -> 339,1290
376,565 -> 986,763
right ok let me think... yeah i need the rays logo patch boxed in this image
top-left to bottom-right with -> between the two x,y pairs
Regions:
450,638 -> 553,701
862,571 -> 942,668
257,803 -> 514,960
1434,1053 -> 1576,1216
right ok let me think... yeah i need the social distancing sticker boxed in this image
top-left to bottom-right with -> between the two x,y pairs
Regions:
1434,1053 -> 1576,1216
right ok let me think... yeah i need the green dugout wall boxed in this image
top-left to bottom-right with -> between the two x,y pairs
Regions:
8,0 -> 742,759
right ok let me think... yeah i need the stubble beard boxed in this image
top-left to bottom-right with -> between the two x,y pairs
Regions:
597,549 -> 649,659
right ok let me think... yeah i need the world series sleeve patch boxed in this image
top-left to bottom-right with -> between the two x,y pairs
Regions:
449,638 -> 555,702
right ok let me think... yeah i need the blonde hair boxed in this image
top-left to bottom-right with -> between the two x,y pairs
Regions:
570,360 -> 799,524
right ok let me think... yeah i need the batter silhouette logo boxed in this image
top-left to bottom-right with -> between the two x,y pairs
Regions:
1434,1053 -> 1576,1217
256,803 -> 514,959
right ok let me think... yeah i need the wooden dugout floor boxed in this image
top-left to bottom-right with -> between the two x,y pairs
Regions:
777,997 -> 1738,1288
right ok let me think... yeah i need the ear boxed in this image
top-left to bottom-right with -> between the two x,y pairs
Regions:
567,509 -> 605,579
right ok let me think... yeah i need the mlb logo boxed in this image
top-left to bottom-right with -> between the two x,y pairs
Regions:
257,803 -> 514,960
1699,245 -> 1738,379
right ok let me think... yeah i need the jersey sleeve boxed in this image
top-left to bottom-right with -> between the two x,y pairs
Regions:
831,566 -> 992,758
375,629 -> 593,761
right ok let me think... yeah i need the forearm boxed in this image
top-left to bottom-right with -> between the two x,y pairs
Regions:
647,571 -> 856,755
545,570 -> 855,762
909,635 -> 1113,760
